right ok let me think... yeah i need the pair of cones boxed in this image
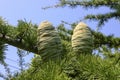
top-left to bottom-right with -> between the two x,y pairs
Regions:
37,21 -> 93,60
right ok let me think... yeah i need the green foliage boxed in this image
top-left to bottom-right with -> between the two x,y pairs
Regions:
0,1 -> 120,79
57,23 -> 71,42
0,17 -> 119,54
59,0 -> 120,27
16,20 -> 37,47
9,20 -> 120,79
0,17 -> 10,37
0,18 -> 37,53
12,58 -> 70,80
92,31 -> 120,49
57,22 -> 120,49
0,48 -> 30,80
0,17 -> 120,79
10,52 -> 120,80
65,54 -> 120,80
57,23 -> 72,56
17,49 -> 26,71
0,63 -> 12,80
0,42 -> 7,64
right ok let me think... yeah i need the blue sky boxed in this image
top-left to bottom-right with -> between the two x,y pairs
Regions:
0,0 -> 120,79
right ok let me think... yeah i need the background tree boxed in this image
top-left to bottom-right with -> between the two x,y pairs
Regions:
0,0 -> 120,79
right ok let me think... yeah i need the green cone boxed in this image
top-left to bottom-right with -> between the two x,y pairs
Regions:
37,21 -> 62,60
72,22 -> 93,54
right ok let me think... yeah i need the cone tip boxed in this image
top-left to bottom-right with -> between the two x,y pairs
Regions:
38,21 -> 53,29
78,22 -> 88,27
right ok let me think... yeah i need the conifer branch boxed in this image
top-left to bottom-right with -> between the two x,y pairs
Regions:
85,12 -> 120,26
60,0 -> 119,8
0,33 -> 38,54
92,31 -> 120,48
59,0 -> 120,26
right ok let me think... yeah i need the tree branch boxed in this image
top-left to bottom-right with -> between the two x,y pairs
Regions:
0,33 -> 38,54
85,12 -> 120,26
92,31 -> 120,48
60,0 -> 119,8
